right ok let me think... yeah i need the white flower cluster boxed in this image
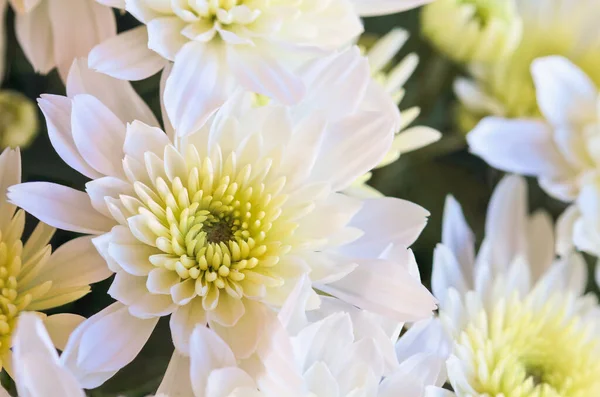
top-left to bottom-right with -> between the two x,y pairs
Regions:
2,0 -> 600,396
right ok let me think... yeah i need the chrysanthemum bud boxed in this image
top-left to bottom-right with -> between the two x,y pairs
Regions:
421,0 -> 522,64
0,91 -> 38,149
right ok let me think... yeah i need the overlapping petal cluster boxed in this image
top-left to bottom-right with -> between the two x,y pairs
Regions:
0,147 -> 111,375
8,51 -> 437,387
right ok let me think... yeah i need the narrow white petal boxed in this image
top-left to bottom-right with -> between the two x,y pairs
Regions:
441,196 -> 474,284
14,2 -> 54,74
38,94 -> 103,179
71,94 -> 126,177
8,182 -> 115,234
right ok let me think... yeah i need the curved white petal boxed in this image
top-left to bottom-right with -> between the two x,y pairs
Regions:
38,94 -> 103,179
71,94 -> 126,177
14,1 -> 54,74
531,56 -> 598,127
7,182 -> 115,234
164,41 -> 230,137
62,302 -> 158,381
468,117 -> 574,179
89,26 -> 166,81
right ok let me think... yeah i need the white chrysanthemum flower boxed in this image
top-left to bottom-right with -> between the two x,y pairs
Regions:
347,29 -> 441,198
468,56 -> 599,202
456,0 -> 600,127
5,0 -> 115,81
10,49 -> 437,387
0,147 -> 112,375
421,0 -> 522,64
155,276 -> 451,397
432,175 -> 600,396
89,0 -> 433,136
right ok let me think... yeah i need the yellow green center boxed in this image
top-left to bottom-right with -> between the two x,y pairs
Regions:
123,145 -> 297,307
454,292 -> 600,396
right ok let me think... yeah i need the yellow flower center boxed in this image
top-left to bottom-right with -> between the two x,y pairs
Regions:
453,292 -> 600,396
123,145 -> 297,307
0,211 -> 36,367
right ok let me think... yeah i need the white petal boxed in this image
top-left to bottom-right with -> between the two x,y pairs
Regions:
147,16 -> 188,61
164,41 -> 230,137
304,362 -> 339,397
318,257 -> 437,322
157,351 -> 194,397
124,120 -> 171,164
207,293 -> 245,327
14,313 -> 85,397
483,175 -> 528,272
108,241 -> 156,276
393,126 -> 441,154
170,299 -> 207,354
7,182 -> 115,234
311,109 -> 395,190
229,46 -> 305,106
441,195 -> 474,285
43,313 -> 86,351
75,302 -> 158,373
89,26 -> 166,81
394,318 -> 451,368
208,300 -> 268,359
38,94 -> 102,179
48,0 -> 117,81
526,210 -> 555,282
351,0 -> 432,16
556,204 -> 579,256
342,197 -> 429,258
189,326 -> 236,396
431,244 -> 469,308
468,117 -> 573,178
66,58 -> 159,126
532,56 -> 598,127
86,176 -> 133,217
207,367 -> 257,396
71,94 -> 126,177
30,235 -> 112,291
14,2 -> 54,74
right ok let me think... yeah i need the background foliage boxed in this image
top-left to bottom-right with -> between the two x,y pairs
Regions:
3,7 -> 578,396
